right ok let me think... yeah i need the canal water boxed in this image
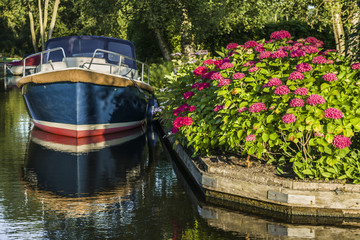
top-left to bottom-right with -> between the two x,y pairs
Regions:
1,74 -> 360,240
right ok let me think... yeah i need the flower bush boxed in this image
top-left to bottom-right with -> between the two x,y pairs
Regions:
157,31 -> 360,183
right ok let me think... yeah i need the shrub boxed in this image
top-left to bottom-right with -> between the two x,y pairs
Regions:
157,31 -> 360,183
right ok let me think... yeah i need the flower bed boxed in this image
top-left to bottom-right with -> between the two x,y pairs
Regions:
157,31 -> 360,183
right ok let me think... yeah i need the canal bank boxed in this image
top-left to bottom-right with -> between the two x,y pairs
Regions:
158,121 -> 360,225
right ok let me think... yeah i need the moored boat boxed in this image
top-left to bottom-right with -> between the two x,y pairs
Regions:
16,36 -> 155,137
6,54 -> 40,75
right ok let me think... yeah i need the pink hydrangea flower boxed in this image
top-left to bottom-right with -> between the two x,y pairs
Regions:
197,82 -> 210,90
324,49 -> 336,55
203,59 -> 215,65
173,117 -> 184,128
171,127 -> 179,133
282,114 -> 296,124
312,56 -> 327,64
193,66 -> 207,77
220,62 -> 234,70
217,78 -> 231,87
237,107 -> 247,113
226,43 -> 239,50
322,73 -> 337,82
294,87 -> 308,95
263,78 -> 282,88
192,82 -> 200,89
214,59 -> 223,68
255,44 -> 265,52
270,30 -> 291,40
214,105 -> 224,112
202,71 -> 217,79
183,91 -> 194,99
248,67 -> 260,72
288,71 -> 304,80
301,45 -> 319,54
306,94 -> 325,106
351,63 -> 360,70
244,40 -> 258,48
249,102 -> 267,113
327,59 -> 334,64
296,63 -> 313,72
189,106 -> 196,112
290,98 -> 304,107
259,51 -> 272,59
233,72 -> 246,80
324,108 -> 343,119
290,49 -> 306,58
210,72 -> 223,80
182,116 -> 193,126
332,135 -> 352,149
243,61 -> 256,67
173,104 -> 189,116
245,134 -> 256,142
271,50 -> 288,59
274,85 -> 290,95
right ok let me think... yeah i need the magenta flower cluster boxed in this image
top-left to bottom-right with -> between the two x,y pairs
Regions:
351,63 -> 360,70
226,43 -> 239,50
306,94 -> 325,106
271,50 -> 288,59
274,85 -> 290,95
248,67 -> 260,72
173,103 -> 191,116
312,56 -> 327,64
294,87 -> 308,95
290,49 -> 306,58
214,105 -> 224,112
282,114 -> 296,124
296,63 -> 313,72
202,71 -> 216,79
324,108 -> 343,119
183,91 -> 194,99
217,78 -> 231,87
244,40 -> 258,48
198,82 -> 210,90
332,135 -> 352,149
237,107 -> 247,113
322,73 -> 337,82
263,78 -> 282,88
245,134 -> 256,142
233,72 -> 245,80
210,72 -> 223,80
270,30 -> 291,40
249,102 -> 267,113
220,62 -> 234,70
173,116 -> 193,129
259,51 -> 272,59
193,66 -> 207,77
288,71 -> 304,80
203,59 -> 215,65
243,61 -> 256,67
290,98 -> 305,107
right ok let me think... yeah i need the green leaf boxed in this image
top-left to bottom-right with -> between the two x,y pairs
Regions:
302,169 -> 313,175
262,133 -> 269,142
266,115 -> 275,123
270,132 -> 278,140
321,83 -> 330,90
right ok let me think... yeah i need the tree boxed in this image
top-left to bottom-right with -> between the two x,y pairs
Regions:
28,0 -> 61,51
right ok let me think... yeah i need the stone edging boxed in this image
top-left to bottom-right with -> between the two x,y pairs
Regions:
159,121 -> 360,221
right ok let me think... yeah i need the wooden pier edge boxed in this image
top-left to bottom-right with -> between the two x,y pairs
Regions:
157,121 -> 360,223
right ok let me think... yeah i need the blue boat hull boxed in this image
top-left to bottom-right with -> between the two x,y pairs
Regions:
23,82 -> 150,137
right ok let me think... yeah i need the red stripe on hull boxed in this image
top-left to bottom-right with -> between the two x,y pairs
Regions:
33,121 -> 144,138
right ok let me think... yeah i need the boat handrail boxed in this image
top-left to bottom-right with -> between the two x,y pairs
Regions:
22,47 -> 67,77
90,48 -> 150,84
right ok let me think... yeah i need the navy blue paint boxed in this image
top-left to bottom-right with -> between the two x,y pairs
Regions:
24,82 -> 148,125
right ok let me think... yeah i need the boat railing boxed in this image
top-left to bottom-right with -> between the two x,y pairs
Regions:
22,47 -> 67,77
90,49 -> 150,84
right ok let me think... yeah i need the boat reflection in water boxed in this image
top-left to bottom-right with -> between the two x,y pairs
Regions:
22,124 -> 154,217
